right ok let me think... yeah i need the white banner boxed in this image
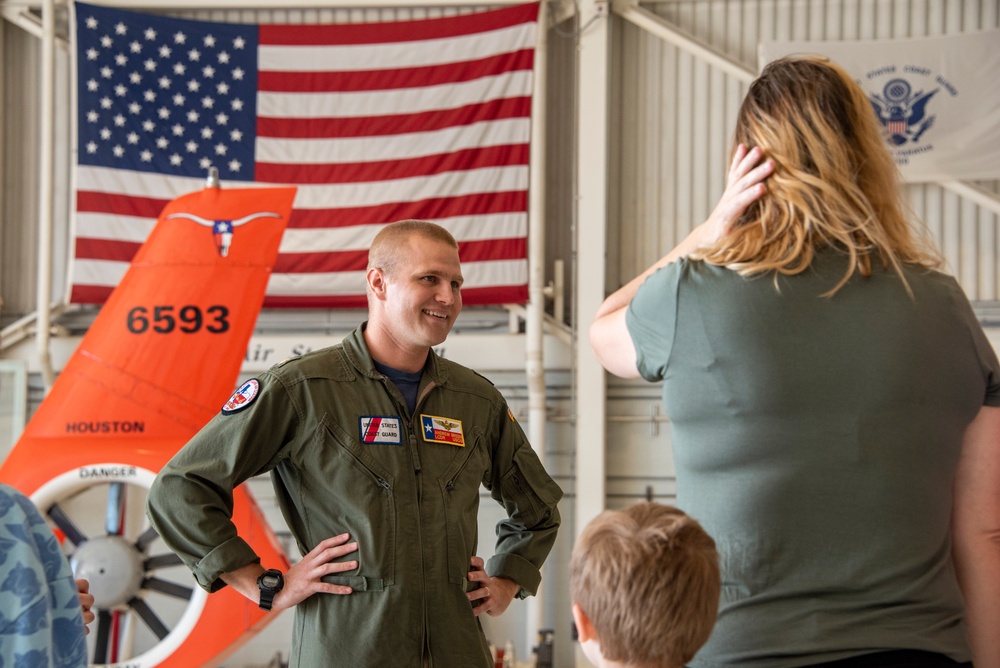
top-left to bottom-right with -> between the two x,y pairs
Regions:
760,30 -> 1000,183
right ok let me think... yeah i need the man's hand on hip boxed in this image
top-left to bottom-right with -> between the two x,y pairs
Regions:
467,555 -> 520,617
272,533 -> 359,612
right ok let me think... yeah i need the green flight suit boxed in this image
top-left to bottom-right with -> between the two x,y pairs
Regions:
147,325 -> 563,667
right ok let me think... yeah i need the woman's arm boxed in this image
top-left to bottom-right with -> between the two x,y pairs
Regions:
952,404 -> 1000,668
589,145 -> 773,378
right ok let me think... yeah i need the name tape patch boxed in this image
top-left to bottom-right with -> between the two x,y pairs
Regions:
222,379 -> 259,414
420,414 -> 465,447
360,416 -> 402,445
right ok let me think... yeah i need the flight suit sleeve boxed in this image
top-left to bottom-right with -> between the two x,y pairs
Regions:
485,402 -> 563,597
146,371 -> 298,592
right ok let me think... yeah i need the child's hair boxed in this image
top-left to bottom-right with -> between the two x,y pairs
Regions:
571,502 -> 720,667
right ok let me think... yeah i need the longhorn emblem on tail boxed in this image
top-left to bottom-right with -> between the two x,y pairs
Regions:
166,211 -> 282,257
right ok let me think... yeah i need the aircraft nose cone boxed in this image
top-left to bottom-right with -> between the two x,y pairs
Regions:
72,535 -> 145,607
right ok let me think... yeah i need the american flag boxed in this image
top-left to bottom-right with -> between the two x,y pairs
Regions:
73,1 -> 538,307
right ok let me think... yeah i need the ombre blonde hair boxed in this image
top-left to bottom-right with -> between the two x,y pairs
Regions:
694,55 -> 940,295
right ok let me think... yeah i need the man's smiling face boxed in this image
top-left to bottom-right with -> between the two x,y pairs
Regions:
378,235 -> 464,353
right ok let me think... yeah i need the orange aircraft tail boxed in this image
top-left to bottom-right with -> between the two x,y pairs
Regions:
0,184 -> 296,667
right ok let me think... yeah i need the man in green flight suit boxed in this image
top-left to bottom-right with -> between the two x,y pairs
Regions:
147,220 -> 563,667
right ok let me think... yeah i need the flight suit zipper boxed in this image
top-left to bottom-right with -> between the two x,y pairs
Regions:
412,380 -> 435,664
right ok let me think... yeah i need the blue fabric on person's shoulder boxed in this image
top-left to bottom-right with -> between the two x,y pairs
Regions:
0,483 -> 88,668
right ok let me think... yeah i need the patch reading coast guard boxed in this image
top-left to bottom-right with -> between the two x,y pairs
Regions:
420,414 -> 465,447
359,416 -> 403,445
222,379 -> 259,414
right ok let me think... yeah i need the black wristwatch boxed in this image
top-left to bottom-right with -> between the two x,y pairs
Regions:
256,569 -> 284,611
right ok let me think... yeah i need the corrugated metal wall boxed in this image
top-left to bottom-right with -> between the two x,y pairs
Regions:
608,0 -> 1000,302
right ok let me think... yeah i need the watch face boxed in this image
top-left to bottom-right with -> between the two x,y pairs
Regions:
261,574 -> 280,589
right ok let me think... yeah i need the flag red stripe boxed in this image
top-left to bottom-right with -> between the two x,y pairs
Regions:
74,191 -> 527,231
273,238 -> 526,273
77,191 -> 170,218
256,145 -> 529,185
459,237 -> 526,264
258,97 -> 531,139
69,284 -> 115,304
287,191 -> 527,229
259,3 -> 539,46
261,284 -> 528,309
258,50 -> 534,93
75,237 -> 141,262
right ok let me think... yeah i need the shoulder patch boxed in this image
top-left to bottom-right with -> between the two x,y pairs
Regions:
222,379 -> 259,414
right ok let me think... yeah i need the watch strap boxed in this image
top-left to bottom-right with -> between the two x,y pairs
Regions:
258,586 -> 277,611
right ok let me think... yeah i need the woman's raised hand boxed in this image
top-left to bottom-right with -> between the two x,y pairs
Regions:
702,144 -> 774,244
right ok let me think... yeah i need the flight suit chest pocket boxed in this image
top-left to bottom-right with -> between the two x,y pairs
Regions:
438,428 -> 488,586
318,414 -> 396,588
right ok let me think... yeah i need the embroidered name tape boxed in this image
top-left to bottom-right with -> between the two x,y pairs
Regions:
420,414 -> 465,447
222,379 -> 259,414
360,416 -> 402,445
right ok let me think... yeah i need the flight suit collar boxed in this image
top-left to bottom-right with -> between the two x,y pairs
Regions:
344,323 -> 449,386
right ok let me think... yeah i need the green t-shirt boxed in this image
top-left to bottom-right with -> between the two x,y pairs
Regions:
626,252 -> 1000,667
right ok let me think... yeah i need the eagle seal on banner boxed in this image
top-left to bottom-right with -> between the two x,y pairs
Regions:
869,78 -> 938,146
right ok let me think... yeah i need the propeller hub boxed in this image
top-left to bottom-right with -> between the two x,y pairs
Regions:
71,535 -> 145,607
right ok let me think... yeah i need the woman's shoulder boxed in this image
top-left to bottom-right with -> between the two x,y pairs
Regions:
898,263 -> 964,296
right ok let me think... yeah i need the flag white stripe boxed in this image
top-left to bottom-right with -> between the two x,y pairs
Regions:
257,71 -> 533,120
75,212 -> 528,251
287,166 -> 529,209
259,23 -> 536,72
76,214 -> 156,243
71,259 -> 129,286
279,213 -> 527,252
77,164 -> 527,210
256,118 -> 530,164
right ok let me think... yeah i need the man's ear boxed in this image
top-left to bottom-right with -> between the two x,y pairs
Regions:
367,267 -> 387,300
572,603 -> 598,644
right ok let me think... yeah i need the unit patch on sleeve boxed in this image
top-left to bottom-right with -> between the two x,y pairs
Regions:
420,414 -> 465,447
359,416 -> 403,445
222,379 -> 259,414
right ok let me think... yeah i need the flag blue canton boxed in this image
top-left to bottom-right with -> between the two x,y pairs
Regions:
76,2 -> 259,180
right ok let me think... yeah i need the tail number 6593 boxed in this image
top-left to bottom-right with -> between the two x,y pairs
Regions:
126,305 -> 230,334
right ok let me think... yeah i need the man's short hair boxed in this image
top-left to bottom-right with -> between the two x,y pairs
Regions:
571,502 -> 720,667
368,219 -> 458,278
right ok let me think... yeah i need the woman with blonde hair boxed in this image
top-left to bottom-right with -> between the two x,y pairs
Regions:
590,55 -> 1000,668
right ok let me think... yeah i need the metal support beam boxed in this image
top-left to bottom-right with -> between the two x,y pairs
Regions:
941,181 -> 1000,218
615,1 -> 754,83
574,0 -> 609,542
35,0 -> 56,390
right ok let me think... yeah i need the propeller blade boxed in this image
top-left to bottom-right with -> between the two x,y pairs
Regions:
143,576 -> 194,600
94,610 -> 113,664
129,597 -> 170,641
134,525 -> 159,552
47,503 -> 88,546
106,481 -> 126,535
145,553 -> 184,570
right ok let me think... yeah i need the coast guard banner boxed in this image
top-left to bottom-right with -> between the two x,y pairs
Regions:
759,30 -> 1000,183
